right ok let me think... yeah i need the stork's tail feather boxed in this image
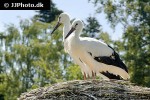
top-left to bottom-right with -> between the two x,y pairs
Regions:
95,63 -> 130,80
105,66 -> 130,80
100,71 -> 122,80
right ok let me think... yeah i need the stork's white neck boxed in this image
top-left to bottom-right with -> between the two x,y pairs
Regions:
63,21 -> 71,42
73,28 -> 81,40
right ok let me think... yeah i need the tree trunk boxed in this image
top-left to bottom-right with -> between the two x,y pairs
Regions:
18,80 -> 150,100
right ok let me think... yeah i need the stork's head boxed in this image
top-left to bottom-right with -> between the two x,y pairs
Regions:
51,13 -> 70,34
58,13 -> 70,23
65,19 -> 84,39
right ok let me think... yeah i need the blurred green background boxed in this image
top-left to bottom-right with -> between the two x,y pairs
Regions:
0,0 -> 150,99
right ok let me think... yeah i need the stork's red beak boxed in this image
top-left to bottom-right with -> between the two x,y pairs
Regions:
65,27 -> 75,39
51,22 -> 61,34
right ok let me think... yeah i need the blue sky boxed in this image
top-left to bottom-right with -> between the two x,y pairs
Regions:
0,10 -> 36,31
0,0 -> 123,40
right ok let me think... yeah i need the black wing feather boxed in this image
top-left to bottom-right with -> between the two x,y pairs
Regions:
93,45 -> 128,79
100,71 -> 122,80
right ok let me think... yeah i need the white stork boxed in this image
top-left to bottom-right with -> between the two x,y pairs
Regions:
65,19 -> 130,80
51,13 -> 92,79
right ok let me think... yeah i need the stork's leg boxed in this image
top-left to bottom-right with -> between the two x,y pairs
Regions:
92,71 -> 96,79
88,74 -> 90,79
84,72 -> 86,80
95,72 -> 96,78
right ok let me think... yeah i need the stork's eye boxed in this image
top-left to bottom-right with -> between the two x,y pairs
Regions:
75,23 -> 78,27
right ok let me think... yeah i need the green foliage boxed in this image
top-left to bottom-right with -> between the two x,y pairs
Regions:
0,19 -> 70,99
89,0 -> 150,87
99,32 -> 112,44
65,64 -> 83,80
123,26 -> 150,87
83,16 -> 101,37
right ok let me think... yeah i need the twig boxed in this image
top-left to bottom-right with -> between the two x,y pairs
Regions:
80,92 -> 98,100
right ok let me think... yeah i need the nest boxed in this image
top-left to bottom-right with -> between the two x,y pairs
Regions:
19,80 -> 150,100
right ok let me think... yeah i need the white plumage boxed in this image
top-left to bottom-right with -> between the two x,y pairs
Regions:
51,13 -> 92,79
65,19 -> 130,80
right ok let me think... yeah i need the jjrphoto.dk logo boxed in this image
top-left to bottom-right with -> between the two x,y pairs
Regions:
4,3 -> 9,8
1,0 -> 50,10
